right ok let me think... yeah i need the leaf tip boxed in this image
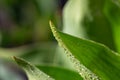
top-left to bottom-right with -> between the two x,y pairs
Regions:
49,20 -> 57,32
13,56 -> 28,67
49,20 -> 52,26
49,20 -> 53,30
13,56 -> 17,62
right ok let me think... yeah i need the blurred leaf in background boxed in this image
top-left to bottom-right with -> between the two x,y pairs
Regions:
0,0 -> 58,47
0,0 -> 63,63
104,0 -> 120,52
0,0 -> 66,80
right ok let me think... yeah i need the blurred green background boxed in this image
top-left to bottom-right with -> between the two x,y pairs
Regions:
0,0 -> 66,47
0,0 -> 67,80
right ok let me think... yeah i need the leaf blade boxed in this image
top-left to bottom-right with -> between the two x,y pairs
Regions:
37,66 -> 83,80
49,21 -> 120,80
13,56 -> 54,80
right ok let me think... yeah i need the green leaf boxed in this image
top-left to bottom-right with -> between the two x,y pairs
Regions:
37,66 -> 83,80
49,21 -> 120,80
63,0 -> 116,51
104,0 -> 120,52
83,0 -> 116,51
13,57 -> 54,80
